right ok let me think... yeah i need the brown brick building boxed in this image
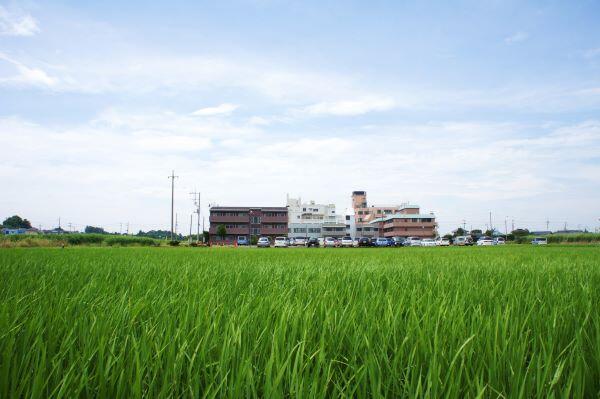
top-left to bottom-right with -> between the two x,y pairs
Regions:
352,191 -> 437,238
209,206 -> 288,244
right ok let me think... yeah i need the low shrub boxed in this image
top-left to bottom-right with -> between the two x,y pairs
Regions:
104,236 -> 159,247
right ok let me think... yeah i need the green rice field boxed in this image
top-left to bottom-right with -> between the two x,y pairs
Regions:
1,246 -> 599,398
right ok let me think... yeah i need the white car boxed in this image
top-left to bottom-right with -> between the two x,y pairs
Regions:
477,236 -> 494,246
340,236 -> 354,247
404,237 -> 422,247
531,237 -> 548,245
421,238 -> 436,247
454,236 -> 473,246
435,237 -> 451,246
274,237 -> 289,248
257,237 -> 270,248
294,237 -> 307,246
494,237 -> 506,245
353,238 -> 360,247
324,237 -> 337,247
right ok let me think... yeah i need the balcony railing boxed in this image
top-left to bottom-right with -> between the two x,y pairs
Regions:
209,215 -> 249,223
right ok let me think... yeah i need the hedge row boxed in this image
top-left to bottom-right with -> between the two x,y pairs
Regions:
0,234 -> 160,247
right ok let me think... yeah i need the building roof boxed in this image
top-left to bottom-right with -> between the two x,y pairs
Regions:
210,206 -> 287,212
369,213 -> 436,224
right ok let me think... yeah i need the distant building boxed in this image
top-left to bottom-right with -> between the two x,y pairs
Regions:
209,206 -> 288,243
370,213 -> 437,239
1,227 -> 39,235
352,191 -> 437,238
287,196 -> 346,239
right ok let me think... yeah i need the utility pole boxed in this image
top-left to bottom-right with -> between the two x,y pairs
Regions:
202,216 -> 205,243
489,211 -> 492,233
189,190 -> 201,242
168,170 -> 178,240
189,214 -> 193,243
126,222 -> 129,235
462,219 -> 466,231
58,217 -> 61,230
546,218 -> 550,232
504,217 -> 508,239
68,222 -> 72,232
511,219 -> 515,232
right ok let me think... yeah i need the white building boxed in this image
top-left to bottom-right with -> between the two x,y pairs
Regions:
287,196 -> 346,238
345,207 -> 356,238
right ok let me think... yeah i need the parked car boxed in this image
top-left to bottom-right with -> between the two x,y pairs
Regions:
531,237 -> 548,245
386,238 -> 396,247
375,237 -> 389,247
294,237 -> 307,246
421,238 -> 436,247
341,236 -> 354,247
257,237 -> 271,248
236,236 -> 249,246
494,237 -> 506,245
288,237 -> 296,246
318,237 -> 325,247
370,237 -> 378,246
477,236 -> 494,246
435,237 -> 451,246
306,237 -> 320,247
358,237 -> 372,247
274,237 -> 289,248
392,237 -> 405,247
352,238 -> 360,247
454,236 -> 473,246
324,237 -> 337,247
404,237 -> 422,247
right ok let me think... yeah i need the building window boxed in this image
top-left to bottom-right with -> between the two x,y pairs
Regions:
251,216 -> 261,224
345,215 -> 350,220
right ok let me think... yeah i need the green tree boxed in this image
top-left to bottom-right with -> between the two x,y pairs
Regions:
85,226 -> 107,234
511,228 -> 529,237
453,227 -> 466,237
217,225 -> 227,241
2,215 -> 32,229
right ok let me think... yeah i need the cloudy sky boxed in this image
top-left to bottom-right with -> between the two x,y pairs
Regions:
1,1 -> 599,234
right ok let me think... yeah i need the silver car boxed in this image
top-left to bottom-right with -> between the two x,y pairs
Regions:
404,237 -> 422,246
257,237 -> 270,247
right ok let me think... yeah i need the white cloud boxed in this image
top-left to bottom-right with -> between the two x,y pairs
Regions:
299,96 -> 395,116
0,53 -> 57,87
191,103 -> 239,116
2,114 -> 599,234
0,6 -> 39,36
583,48 -> 600,59
247,116 -> 271,126
504,31 -> 529,44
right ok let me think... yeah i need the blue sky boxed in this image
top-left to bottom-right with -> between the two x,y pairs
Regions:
1,0 -> 599,234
